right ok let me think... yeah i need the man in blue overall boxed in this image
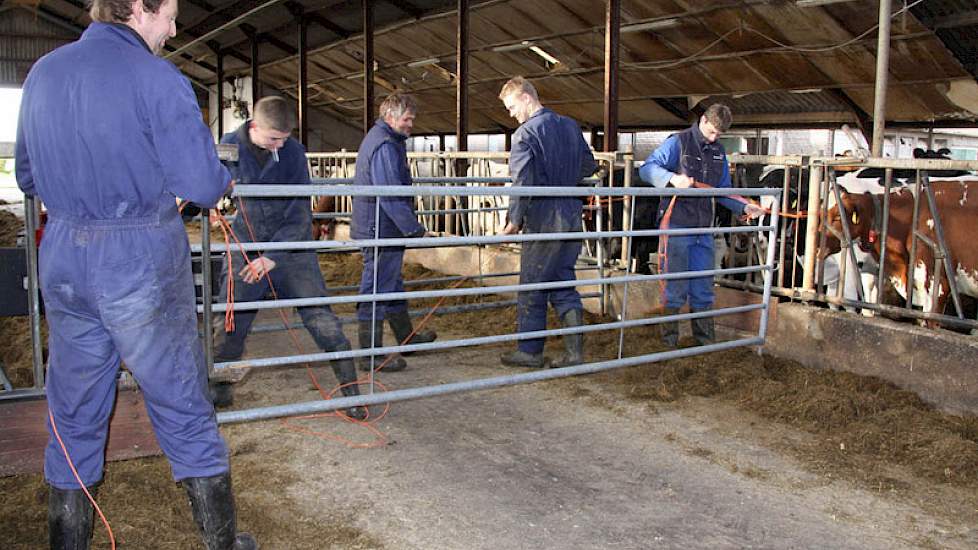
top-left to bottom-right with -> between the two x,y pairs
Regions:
497,77 -> 598,369
639,104 -> 763,347
15,0 -> 257,548
351,93 -> 436,372
214,96 -> 367,421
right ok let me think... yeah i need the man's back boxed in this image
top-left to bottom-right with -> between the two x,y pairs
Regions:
16,22 -> 227,219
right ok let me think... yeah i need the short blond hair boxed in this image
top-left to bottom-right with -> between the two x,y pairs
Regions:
703,104 -> 733,132
254,96 -> 296,133
379,92 -> 417,119
498,77 -> 539,101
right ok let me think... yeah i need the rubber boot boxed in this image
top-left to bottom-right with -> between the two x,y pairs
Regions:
49,485 -> 95,550
357,320 -> 407,372
386,310 -> 437,354
690,310 -> 716,346
182,473 -> 258,550
331,358 -> 367,420
550,309 -> 584,368
500,349 -> 546,368
660,307 -> 680,348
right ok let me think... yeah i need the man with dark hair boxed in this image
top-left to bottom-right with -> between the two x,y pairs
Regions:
497,77 -> 598,369
639,103 -> 763,347
351,92 -> 436,372
15,0 -> 257,548
215,96 -> 367,421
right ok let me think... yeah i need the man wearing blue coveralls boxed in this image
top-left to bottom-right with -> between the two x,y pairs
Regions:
214,96 -> 367,421
351,93 -> 436,372
639,104 -> 763,347
497,77 -> 598,369
15,0 -> 256,548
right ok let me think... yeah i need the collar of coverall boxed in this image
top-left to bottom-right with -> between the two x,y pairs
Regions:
106,22 -> 152,54
375,118 -> 409,142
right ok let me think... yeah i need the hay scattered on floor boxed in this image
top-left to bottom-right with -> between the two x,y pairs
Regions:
0,209 -> 21,247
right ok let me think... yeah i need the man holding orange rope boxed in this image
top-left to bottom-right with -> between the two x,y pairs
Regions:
15,0 -> 257,548
639,104 -> 764,347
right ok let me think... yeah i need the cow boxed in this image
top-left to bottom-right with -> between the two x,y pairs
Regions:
821,180 -> 978,326
311,196 -> 337,240
584,166 -> 660,274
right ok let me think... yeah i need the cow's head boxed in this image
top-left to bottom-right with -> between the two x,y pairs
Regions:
819,189 -> 878,259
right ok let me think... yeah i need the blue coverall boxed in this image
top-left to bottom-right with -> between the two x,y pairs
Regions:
216,123 -> 350,357
639,123 -> 747,310
508,108 -> 597,354
351,119 -> 426,322
15,23 -> 231,489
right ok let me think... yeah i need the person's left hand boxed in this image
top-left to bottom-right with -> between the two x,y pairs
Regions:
240,256 -> 276,284
743,203 -> 766,221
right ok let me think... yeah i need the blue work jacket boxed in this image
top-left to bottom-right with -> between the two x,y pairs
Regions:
507,108 -> 596,233
351,119 -> 425,240
16,22 -> 229,218
221,122 -> 314,265
639,123 -> 745,228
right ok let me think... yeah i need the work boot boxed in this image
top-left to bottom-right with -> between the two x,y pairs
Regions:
48,485 -> 95,550
690,310 -> 716,346
357,320 -> 407,372
550,309 -> 584,368
500,349 -> 547,368
331,357 -> 367,420
386,310 -> 437,353
660,307 -> 680,348
182,473 -> 258,550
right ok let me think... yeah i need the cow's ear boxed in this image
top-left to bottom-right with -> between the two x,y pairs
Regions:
837,185 -> 850,197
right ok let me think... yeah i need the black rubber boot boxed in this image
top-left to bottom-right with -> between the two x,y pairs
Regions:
660,307 -> 680,348
357,320 -> 407,372
551,309 -> 584,368
500,349 -> 547,368
48,485 -> 95,550
331,358 -> 367,420
386,310 -> 437,353
182,473 -> 258,550
690,310 -> 716,346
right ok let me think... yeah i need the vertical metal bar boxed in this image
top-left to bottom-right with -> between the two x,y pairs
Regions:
617,160 -> 635,360
596,159 -> 610,314
776,165 -> 790,288
921,172 -> 964,318
368,197 -> 382,390
871,0 -> 892,157
758,193 -> 781,344
202,209 -> 215,377
621,157 -> 633,271
363,0 -> 374,133
456,0 -> 469,157
250,34 -> 260,104
831,173 -> 865,303
875,168 -> 892,305
24,195 -> 44,390
215,50 -> 224,138
603,0 -> 620,154
298,15 -> 309,147
801,162 -> 822,293
906,172 -> 923,310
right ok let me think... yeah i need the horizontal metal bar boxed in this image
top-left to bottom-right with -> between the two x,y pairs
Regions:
192,224 -> 772,253
232,184 -> 782,198
811,156 -> 978,170
0,387 -> 47,402
728,154 -> 807,166
214,304 -> 764,370
203,265 -> 768,313
312,205 -> 509,220
216,336 -> 764,424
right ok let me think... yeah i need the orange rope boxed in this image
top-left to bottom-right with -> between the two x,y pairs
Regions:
48,409 -> 116,550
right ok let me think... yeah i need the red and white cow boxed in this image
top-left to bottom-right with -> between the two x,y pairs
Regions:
821,180 -> 978,325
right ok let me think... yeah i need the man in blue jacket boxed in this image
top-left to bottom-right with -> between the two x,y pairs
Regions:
351,93 -> 436,373
215,96 -> 367,421
639,104 -> 763,347
15,0 -> 256,548
497,77 -> 598,369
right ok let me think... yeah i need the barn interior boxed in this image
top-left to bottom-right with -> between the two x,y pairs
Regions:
3,1 -> 978,548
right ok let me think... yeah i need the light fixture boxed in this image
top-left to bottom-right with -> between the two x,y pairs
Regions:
492,40 -> 533,53
408,58 -> 441,68
795,0 -> 857,7
621,18 -> 681,33
529,46 -> 560,66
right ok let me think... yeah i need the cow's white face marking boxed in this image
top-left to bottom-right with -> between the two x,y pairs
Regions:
961,186 -> 968,206
926,218 -> 935,230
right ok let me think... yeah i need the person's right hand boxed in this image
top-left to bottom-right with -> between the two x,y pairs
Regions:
669,173 -> 694,189
501,223 -> 520,235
